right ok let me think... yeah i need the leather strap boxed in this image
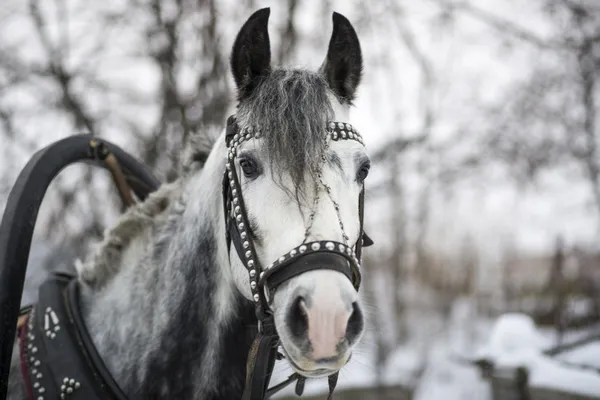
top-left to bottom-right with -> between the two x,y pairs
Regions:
241,317 -> 278,400
18,273 -> 130,400
259,252 -> 359,302
66,278 -> 132,400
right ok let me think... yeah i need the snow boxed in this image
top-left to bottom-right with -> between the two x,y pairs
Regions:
476,313 -> 545,367
476,313 -> 600,398
529,356 -> 600,398
557,342 -> 600,370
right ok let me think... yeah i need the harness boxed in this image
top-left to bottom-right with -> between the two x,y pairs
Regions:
2,117 -> 372,400
17,273 -> 130,400
0,135 -> 159,400
222,116 -> 372,400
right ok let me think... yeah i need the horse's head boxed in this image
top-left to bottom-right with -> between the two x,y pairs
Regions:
227,8 -> 368,378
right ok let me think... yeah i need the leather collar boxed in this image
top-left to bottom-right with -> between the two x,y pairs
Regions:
19,273 -> 129,400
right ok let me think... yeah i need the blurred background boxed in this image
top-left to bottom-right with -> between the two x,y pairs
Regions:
1,0 -> 600,399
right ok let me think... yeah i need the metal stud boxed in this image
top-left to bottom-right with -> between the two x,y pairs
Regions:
333,132 -> 338,140
299,245 -> 307,253
253,294 -> 259,302
278,256 -> 285,263
325,242 -> 335,251
232,189 -> 237,196
233,198 -> 239,205
238,222 -> 244,230
345,123 -> 351,130
341,131 -> 347,139
236,215 -> 242,222
241,232 -> 247,239
290,249 -> 297,257
339,244 -> 345,252
250,281 -> 257,290
250,269 -> 256,278
234,206 -> 240,214
329,122 -> 336,129
243,241 -> 250,249
311,242 -> 321,251
338,122 -> 344,129
245,251 -> 252,258
248,260 -> 254,268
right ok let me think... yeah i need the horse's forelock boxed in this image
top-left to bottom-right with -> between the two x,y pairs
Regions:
236,69 -> 334,197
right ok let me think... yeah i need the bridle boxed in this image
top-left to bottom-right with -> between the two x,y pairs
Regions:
222,116 -> 372,400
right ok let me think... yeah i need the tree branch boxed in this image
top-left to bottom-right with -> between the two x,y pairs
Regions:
427,0 -> 569,49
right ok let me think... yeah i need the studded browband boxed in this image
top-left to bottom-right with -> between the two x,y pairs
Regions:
223,116 -> 371,400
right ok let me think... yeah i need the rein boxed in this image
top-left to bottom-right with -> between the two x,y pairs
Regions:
222,116 -> 371,399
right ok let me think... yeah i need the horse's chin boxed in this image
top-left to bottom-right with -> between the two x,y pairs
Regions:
281,345 -> 350,379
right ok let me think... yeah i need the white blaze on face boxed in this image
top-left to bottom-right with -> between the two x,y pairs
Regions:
303,270 -> 353,359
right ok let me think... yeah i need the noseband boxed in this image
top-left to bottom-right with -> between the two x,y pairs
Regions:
222,116 -> 371,399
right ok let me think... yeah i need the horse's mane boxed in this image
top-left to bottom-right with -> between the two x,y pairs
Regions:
76,129 -> 217,287
235,68 -> 333,195
75,182 -> 178,287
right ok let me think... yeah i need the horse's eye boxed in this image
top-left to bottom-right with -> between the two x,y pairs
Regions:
240,158 -> 259,178
357,162 -> 370,182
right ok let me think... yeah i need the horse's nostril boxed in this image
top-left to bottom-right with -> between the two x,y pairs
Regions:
287,296 -> 309,339
345,302 -> 364,345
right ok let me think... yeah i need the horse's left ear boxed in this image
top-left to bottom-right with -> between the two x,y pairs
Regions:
230,8 -> 272,100
321,12 -> 363,102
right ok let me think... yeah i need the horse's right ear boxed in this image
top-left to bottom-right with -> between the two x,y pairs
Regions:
230,8 -> 272,100
321,12 -> 363,103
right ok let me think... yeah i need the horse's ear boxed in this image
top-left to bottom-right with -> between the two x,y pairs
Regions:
321,12 -> 363,102
230,8 -> 272,100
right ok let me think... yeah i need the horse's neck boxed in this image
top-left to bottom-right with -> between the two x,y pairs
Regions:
80,138 -> 257,399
